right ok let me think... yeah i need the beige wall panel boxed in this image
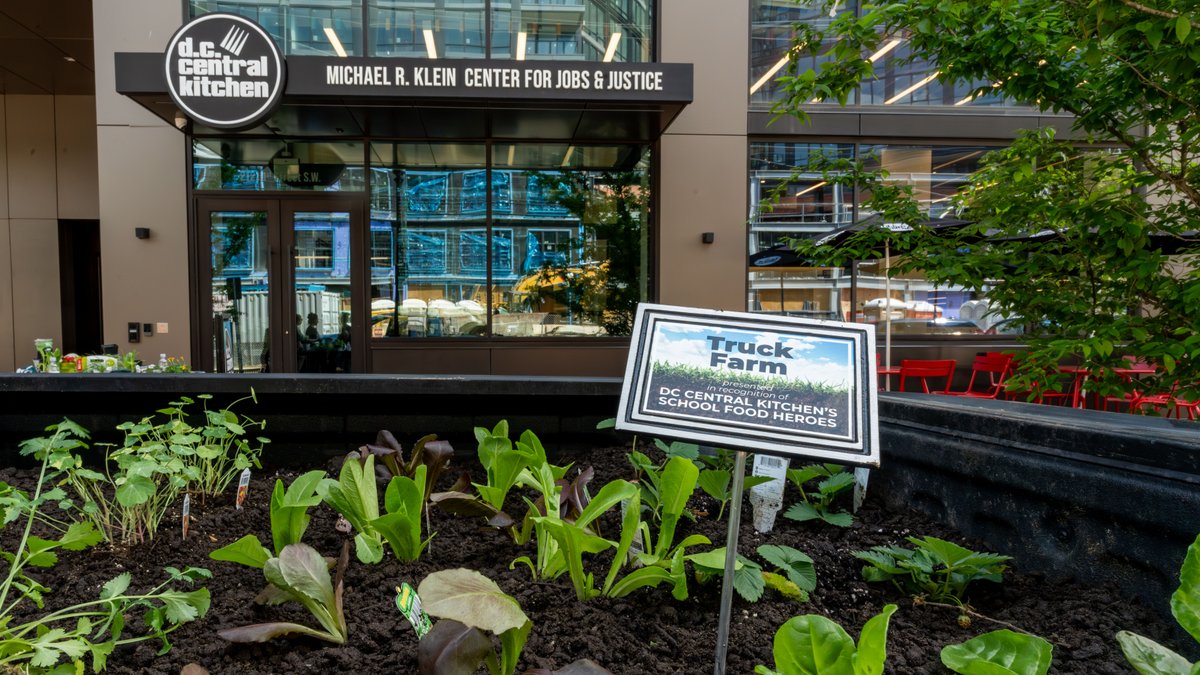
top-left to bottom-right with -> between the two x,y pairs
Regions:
0,219 -> 13,371
55,96 -> 100,220
661,0 -> 748,137
94,1 -> 182,127
97,125 -> 190,360
5,97 -> 58,220
657,133 -> 747,311
9,219 -> 61,367
0,98 -> 8,218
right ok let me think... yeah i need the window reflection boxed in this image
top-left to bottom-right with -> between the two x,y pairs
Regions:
190,1 -> 363,56
369,143 -> 649,338
748,142 -> 997,333
748,0 -> 1022,109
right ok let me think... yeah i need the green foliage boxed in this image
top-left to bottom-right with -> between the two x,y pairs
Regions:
357,429 -> 453,501
269,470 -> 325,556
1,422 -> 210,672
418,569 -> 532,675
784,464 -> 855,528
1117,532 -> 1200,674
941,630 -> 1053,675
320,453 -> 384,564
854,536 -> 1011,606
688,544 -> 816,604
370,465 -> 432,562
218,542 -> 349,645
698,468 -> 774,521
774,0 -> 1200,400
754,604 -> 897,675
759,545 -> 818,597
22,394 -> 266,545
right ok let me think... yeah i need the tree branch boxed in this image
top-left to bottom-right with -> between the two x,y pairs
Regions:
1117,0 -> 1180,19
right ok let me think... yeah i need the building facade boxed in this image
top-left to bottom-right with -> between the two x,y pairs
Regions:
0,1 -> 1070,375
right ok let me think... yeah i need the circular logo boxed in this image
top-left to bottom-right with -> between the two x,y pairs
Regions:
164,14 -> 286,130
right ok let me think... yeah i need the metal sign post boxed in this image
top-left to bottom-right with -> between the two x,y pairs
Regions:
713,450 -> 747,675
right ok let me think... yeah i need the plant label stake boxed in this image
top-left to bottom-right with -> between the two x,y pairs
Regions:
749,454 -> 789,533
395,583 -> 432,639
182,493 -> 191,540
235,468 -> 251,509
853,467 -> 870,513
714,450 -> 747,675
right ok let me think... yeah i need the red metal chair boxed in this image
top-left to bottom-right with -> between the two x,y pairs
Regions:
897,359 -> 957,394
1133,382 -> 1200,420
939,353 -> 1013,399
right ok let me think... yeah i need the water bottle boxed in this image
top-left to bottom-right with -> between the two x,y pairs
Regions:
47,357 -> 59,373
159,353 -> 168,370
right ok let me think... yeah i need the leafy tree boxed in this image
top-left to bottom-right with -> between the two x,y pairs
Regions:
774,0 -> 1200,402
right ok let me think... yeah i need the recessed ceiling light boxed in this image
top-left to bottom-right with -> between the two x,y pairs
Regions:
63,56 -> 76,62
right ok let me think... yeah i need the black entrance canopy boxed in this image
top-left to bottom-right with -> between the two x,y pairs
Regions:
116,53 -> 693,141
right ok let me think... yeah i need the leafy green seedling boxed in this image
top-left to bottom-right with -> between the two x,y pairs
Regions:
784,464 -> 855,527
371,465 -> 433,562
688,547 -> 765,602
320,453 -> 384,563
418,568 -> 532,675
1116,531 -> 1200,675
854,536 -> 1011,606
218,541 -> 349,644
357,429 -> 453,501
698,468 -> 774,520
941,629 -> 1053,675
754,604 -> 898,675
759,544 -> 817,602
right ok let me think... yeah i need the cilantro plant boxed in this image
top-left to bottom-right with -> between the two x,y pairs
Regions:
853,536 -> 1011,607
754,604 -> 897,675
1116,531 -> 1200,675
941,629 -> 1053,675
0,422 -> 211,672
784,464 -> 855,527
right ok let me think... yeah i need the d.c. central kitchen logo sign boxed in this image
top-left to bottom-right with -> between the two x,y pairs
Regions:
164,14 -> 285,129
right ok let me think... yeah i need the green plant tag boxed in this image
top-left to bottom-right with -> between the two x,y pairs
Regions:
396,583 -> 432,639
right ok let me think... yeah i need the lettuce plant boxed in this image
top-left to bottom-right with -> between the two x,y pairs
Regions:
418,568 -> 532,675
356,429 -> 453,500
0,422 -> 211,672
941,629 -> 1053,675
754,604 -> 897,675
320,453 -> 385,563
319,453 -> 431,564
218,541 -> 349,645
853,536 -> 1010,607
784,464 -> 855,527
1116,531 -> 1200,675
210,469 -> 325,568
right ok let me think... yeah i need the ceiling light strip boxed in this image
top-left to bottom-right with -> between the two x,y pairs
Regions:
884,70 -> 940,105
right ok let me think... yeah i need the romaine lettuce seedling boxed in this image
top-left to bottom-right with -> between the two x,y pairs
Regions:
941,629 -> 1053,675
1116,531 -> 1200,675
418,568 -> 532,675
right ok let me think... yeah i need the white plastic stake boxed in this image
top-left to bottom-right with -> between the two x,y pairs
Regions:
181,494 -> 191,539
749,454 -> 789,533
853,467 -> 870,513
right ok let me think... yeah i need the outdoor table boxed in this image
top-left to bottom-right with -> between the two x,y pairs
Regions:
876,365 -> 901,391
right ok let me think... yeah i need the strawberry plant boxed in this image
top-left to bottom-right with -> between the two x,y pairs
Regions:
784,464 -> 855,527
853,536 -> 1010,607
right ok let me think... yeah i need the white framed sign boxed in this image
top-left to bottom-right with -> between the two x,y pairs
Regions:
616,303 -> 880,466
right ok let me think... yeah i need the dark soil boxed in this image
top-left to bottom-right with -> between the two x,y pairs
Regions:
0,444 -> 1181,675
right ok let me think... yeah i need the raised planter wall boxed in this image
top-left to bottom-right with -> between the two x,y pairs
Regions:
1,375 -> 1197,652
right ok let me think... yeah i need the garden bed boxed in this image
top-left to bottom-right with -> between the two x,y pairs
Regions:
0,441 -> 1181,674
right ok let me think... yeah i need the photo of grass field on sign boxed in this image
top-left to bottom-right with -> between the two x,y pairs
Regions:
642,322 -> 854,438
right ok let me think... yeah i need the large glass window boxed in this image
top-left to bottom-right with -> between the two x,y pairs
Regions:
749,141 -> 995,333
191,1 -> 653,61
369,142 -> 649,337
190,1 -> 364,56
749,0 -> 1015,109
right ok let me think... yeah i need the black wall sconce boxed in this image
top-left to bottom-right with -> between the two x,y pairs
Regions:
701,232 -> 715,244
134,227 -> 151,240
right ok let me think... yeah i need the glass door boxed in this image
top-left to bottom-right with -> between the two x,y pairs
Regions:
197,197 -> 365,373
